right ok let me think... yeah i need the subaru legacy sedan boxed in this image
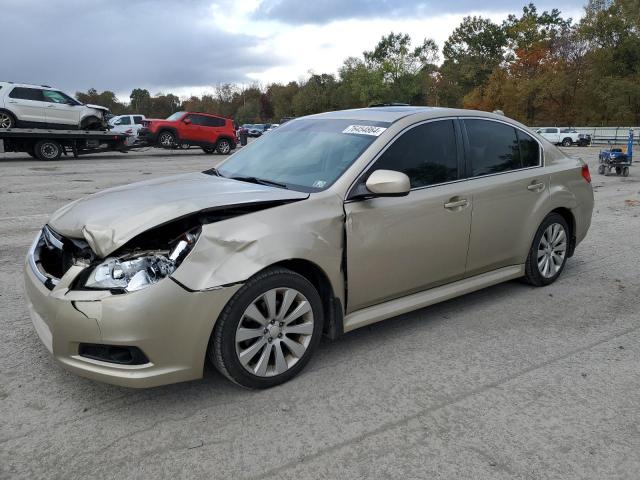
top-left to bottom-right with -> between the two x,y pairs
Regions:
24,107 -> 594,389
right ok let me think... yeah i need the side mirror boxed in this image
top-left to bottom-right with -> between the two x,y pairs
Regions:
183,118 -> 192,125
365,169 -> 410,197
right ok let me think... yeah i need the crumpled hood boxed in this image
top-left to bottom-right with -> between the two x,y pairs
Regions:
48,172 -> 309,257
86,104 -> 109,112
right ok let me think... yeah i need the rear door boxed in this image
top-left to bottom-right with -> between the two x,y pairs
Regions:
132,115 -> 145,135
42,90 -> 80,127
7,87 -> 47,125
345,119 -> 472,311
201,115 -> 226,145
462,118 -> 548,277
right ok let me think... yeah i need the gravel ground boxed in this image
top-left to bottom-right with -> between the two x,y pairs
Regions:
0,146 -> 639,479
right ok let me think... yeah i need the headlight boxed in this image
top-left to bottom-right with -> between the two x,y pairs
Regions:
81,230 -> 198,292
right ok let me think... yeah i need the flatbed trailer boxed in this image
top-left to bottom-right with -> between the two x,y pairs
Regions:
0,128 -> 134,160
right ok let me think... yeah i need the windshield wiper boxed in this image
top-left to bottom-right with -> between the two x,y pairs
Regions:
230,176 -> 288,189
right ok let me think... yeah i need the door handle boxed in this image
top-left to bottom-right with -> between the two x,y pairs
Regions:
7,101 -> 17,104
527,182 -> 545,192
46,105 -> 56,108
444,198 -> 469,210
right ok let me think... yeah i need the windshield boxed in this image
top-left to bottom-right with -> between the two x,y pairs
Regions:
217,118 -> 389,192
166,112 -> 185,121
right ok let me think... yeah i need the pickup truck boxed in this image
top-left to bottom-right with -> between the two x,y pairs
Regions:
535,127 -> 590,147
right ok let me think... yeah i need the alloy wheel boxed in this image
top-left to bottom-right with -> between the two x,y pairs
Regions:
537,223 -> 567,278
218,140 -> 231,154
0,112 -> 13,128
159,132 -> 174,147
235,288 -> 314,377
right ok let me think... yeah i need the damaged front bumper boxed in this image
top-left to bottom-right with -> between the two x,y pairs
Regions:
24,235 -> 241,388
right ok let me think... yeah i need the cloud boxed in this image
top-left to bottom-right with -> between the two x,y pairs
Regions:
1,0 -> 281,97
253,0 -> 586,24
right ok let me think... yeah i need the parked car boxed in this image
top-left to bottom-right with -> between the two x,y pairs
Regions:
108,114 -> 146,137
535,127 -> 589,147
0,81 -> 109,130
138,111 -> 236,154
247,124 -> 267,137
265,123 -> 280,133
24,107 -> 593,389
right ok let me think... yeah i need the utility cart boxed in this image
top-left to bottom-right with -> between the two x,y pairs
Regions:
598,129 -> 634,177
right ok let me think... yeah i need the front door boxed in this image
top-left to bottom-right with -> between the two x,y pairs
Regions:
42,90 -> 80,127
344,119 -> 472,312
182,114 -> 206,142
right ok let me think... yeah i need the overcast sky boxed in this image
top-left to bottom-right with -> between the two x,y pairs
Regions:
1,0 -> 586,102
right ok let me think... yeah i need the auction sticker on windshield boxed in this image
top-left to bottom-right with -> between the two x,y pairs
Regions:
342,125 -> 387,136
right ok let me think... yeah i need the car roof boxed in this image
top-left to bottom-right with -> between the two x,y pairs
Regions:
0,81 -> 55,90
305,106 -> 522,126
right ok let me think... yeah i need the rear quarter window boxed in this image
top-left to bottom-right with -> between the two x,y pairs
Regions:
9,87 -> 44,101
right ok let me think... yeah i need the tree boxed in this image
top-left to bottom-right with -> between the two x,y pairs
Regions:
129,88 -> 151,114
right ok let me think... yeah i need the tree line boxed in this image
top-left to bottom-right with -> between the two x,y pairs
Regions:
76,0 -> 640,127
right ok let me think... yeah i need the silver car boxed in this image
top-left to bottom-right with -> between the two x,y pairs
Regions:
24,107 -> 594,388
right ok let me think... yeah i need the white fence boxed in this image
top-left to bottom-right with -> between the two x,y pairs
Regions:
569,127 -> 637,145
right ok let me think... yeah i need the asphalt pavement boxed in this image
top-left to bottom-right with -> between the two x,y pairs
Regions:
1,146 -> 639,479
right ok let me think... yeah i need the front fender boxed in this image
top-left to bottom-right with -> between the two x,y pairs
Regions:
171,194 -> 346,304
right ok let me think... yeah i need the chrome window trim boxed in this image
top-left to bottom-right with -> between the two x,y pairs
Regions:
458,116 -> 544,175
345,115 -> 545,202
345,116 -> 461,200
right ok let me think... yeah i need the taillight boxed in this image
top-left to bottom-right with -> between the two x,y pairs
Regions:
581,164 -> 591,183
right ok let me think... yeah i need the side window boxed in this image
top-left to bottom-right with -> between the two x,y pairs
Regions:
202,116 -> 225,127
517,130 -> 540,168
9,87 -> 44,101
115,116 -> 131,125
42,90 -> 72,104
545,128 -> 558,134
186,114 -> 205,125
133,116 -> 144,124
465,119 -> 521,176
373,120 -> 458,188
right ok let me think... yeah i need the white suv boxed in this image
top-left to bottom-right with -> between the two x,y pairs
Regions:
0,82 -> 109,130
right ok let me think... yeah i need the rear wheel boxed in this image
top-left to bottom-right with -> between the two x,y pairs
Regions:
561,137 -> 573,147
524,213 -> 569,287
158,131 -> 176,148
0,110 -> 16,128
216,138 -> 232,155
34,140 -> 62,161
598,164 -> 605,175
209,267 -> 323,389
623,167 -> 630,177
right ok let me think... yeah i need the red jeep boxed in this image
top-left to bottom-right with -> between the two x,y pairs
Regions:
140,111 -> 237,154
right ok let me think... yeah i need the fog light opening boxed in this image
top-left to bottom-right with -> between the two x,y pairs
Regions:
78,344 -> 149,365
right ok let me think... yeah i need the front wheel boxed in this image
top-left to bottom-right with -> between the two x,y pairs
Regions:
623,167 -> 630,177
524,213 -> 570,287
202,146 -> 215,154
158,131 -> 176,148
598,164 -> 605,175
209,268 -> 324,389
216,138 -> 232,155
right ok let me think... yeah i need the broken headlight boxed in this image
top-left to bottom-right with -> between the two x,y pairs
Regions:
82,230 -> 199,292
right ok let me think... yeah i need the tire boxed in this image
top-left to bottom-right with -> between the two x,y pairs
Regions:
209,267 -> 324,389
623,167 -> 630,177
180,142 -> 190,150
216,138 -> 232,155
0,110 -> 16,129
561,138 -> 573,147
598,164 -> 605,175
158,130 -> 176,149
523,213 -> 570,287
81,116 -> 102,131
616,167 -> 622,175
202,146 -> 215,154
34,140 -> 62,161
